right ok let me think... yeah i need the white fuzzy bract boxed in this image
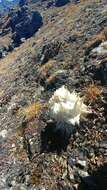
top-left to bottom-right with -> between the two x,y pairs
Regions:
49,86 -> 89,125
92,41 -> 107,56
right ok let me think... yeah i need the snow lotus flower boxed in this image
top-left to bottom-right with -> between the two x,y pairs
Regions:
49,86 -> 89,125
92,41 -> 107,56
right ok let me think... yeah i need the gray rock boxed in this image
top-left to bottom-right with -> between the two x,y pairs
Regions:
55,0 -> 70,7
77,160 -> 87,168
4,6 -> 43,47
38,41 -> 62,64
78,170 -> 89,178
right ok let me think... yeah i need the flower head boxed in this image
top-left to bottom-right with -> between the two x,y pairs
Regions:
49,86 -> 89,125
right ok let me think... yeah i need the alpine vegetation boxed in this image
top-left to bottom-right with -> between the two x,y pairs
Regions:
49,86 -> 89,126
92,41 -> 107,56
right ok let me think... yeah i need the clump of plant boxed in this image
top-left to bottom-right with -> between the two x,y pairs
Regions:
39,59 -> 56,77
92,41 -> 107,56
84,83 -> 102,102
18,101 -> 44,121
41,86 -> 91,153
49,85 -> 90,125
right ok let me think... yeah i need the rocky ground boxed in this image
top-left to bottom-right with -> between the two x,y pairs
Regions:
0,0 -> 107,189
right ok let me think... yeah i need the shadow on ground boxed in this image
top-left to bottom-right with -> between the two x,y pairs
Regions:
78,163 -> 107,190
40,121 -> 75,154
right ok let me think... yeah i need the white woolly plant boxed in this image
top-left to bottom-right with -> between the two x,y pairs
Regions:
92,41 -> 107,56
49,86 -> 90,126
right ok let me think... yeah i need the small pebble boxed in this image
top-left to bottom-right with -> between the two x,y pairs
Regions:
78,170 -> 89,178
0,129 -> 8,138
77,160 -> 87,168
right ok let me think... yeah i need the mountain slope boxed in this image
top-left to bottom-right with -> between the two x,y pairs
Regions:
0,0 -> 107,190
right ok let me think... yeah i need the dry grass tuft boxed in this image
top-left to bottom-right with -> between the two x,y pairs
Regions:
46,70 -> 65,86
84,83 -> 102,101
39,59 -> 56,76
85,28 -> 107,52
0,35 -> 11,49
18,102 -> 45,121
103,27 -> 107,40
46,74 -> 56,85
29,170 -> 42,186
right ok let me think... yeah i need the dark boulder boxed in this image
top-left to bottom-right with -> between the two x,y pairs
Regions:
19,0 -> 28,7
5,6 -> 43,46
0,51 -> 2,58
100,60 -> 107,85
55,0 -> 70,7
47,1 -> 54,8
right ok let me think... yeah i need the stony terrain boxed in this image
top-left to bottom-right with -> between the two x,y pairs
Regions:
0,0 -> 107,189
